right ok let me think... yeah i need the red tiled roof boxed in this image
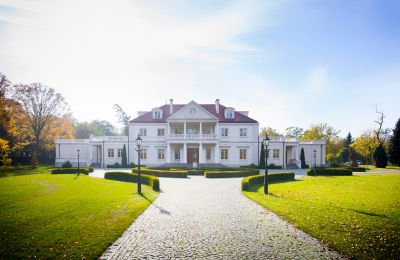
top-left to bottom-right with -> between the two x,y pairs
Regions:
130,103 -> 258,123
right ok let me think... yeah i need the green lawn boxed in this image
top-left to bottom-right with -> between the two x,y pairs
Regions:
0,172 -> 158,259
0,165 -> 53,177
243,172 -> 400,259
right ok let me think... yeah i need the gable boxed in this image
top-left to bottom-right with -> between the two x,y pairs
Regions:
167,101 -> 218,121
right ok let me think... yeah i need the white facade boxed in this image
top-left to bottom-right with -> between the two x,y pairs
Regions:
55,99 -> 326,168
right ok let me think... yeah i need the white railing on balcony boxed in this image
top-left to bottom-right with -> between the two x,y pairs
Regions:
168,134 -> 218,140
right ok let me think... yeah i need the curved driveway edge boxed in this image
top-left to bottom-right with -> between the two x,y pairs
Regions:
100,176 -> 343,259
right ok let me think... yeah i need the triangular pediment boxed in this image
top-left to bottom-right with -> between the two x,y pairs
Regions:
168,101 -> 218,121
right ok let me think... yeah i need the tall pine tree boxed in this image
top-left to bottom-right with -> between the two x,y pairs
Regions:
121,144 -> 127,166
259,142 -> 265,168
300,147 -> 306,168
388,118 -> 400,166
340,132 -> 353,162
374,145 -> 388,168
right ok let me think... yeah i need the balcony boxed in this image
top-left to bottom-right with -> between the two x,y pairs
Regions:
168,134 -> 218,140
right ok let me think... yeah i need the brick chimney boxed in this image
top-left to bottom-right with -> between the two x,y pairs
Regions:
169,99 -> 173,114
215,99 -> 220,114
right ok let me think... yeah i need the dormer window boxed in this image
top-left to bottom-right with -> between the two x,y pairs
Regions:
225,108 -> 235,119
153,109 -> 162,119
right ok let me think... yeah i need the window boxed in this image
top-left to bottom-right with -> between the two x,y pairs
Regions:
140,149 -> 147,160
240,128 -> 247,137
221,128 -> 228,137
139,128 -> 147,136
108,148 -> 114,158
204,128 -> 211,134
157,128 -> 165,136
175,149 -> 180,160
221,149 -> 228,160
226,110 -> 234,118
273,149 -> 280,159
240,149 -> 247,160
158,149 -> 165,160
117,148 -> 123,157
154,110 -> 161,119
187,128 -> 198,134
206,148 -> 211,160
175,129 -> 183,134
189,107 -> 196,115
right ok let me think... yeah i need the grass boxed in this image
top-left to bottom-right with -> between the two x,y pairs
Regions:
0,165 -> 53,177
243,172 -> 400,259
0,171 -> 158,259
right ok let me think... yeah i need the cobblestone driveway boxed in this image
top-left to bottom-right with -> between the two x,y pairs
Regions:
101,176 -> 342,259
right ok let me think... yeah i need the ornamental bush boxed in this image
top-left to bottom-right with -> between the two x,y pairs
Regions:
374,144 -> 388,168
132,167 -> 188,178
52,168 -> 90,175
241,172 -> 295,191
204,169 -> 259,178
307,167 -> 352,176
62,161 -> 72,168
104,171 -> 160,191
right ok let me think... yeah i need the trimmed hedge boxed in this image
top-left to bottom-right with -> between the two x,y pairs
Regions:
307,167 -> 353,176
132,168 -> 188,178
187,170 -> 204,176
52,167 -> 93,175
104,171 -> 160,191
241,172 -> 295,191
345,167 -> 367,172
204,170 -> 259,178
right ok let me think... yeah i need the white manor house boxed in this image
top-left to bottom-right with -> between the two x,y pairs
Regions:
55,99 -> 326,168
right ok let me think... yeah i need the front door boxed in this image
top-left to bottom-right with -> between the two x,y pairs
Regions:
187,148 -> 199,164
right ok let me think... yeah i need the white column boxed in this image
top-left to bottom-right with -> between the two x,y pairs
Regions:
167,122 -> 170,136
183,143 -> 187,164
166,143 -> 171,163
184,122 -> 187,139
200,122 -> 203,136
199,143 -> 203,164
214,143 -> 219,163
89,145 -> 92,165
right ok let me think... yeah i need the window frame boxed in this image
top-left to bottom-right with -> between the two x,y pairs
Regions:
108,148 -> 114,158
157,128 -> 165,136
239,149 -> 247,160
273,149 -> 280,159
157,149 -> 165,160
139,128 -> 147,136
221,128 -> 229,137
220,148 -> 228,160
117,148 -> 123,157
239,128 -> 247,137
140,149 -> 147,160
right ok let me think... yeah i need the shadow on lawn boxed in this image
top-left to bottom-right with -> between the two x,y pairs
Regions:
141,193 -> 171,216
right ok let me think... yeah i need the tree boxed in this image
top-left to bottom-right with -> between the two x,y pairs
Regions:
259,127 -> 281,137
285,126 -> 304,137
300,147 -> 306,168
12,83 -> 69,164
351,130 -> 378,164
114,104 -> 131,135
388,118 -> 400,166
372,107 -> 388,168
301,123 -> 340,154
121,144 -> 127,166
74,120 -> 118,138
259,142 -> 265,168
0,73 -> 10,98
374,145 -> 388,168
340,132 -> 353,163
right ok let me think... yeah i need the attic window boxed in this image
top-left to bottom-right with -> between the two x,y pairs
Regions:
153,110 -> 162,119
225,109 -> 234,119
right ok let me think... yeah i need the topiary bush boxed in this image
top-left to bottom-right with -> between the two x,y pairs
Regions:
307,167 -> 352,176
104,171 -> 160,191
132,167 -> 188,178
204,169 -> 259,178
345,166 -> 366,172
374,145 -> 388,168
52,168 -> 90,175
241,172 -> 295,191
62,161 -> 72,168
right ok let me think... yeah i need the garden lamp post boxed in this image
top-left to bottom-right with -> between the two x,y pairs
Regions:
135,134 -> 143,195
263,134 -> 270,195
77,149 -> 80,175
313,149 -> 317,176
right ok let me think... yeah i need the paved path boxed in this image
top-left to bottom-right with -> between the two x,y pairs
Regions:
100,176 -> 342,259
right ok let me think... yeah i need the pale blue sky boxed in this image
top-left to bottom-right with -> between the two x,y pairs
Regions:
0,0 -> 399,136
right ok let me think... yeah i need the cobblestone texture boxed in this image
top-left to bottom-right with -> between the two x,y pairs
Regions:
101,176 -> 343,259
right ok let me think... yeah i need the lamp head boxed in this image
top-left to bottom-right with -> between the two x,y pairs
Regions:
136,134 -> 142,147
263,134 -> 270,146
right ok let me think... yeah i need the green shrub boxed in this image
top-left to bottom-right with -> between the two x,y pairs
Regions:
307,167 -> 352,176
345,167 -> 366,172
204,169 -> 259,178
104,171 -> 160,191
62,161 -> 72,168
268,164 -> 282,169
107,163 -> 130,168
52,168 -> 90,175
132,167 -> 188,178
241,172 -> 295,191
188,170 -> 204,176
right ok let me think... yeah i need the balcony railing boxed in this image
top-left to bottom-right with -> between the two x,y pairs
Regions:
168,134 -> 218,140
